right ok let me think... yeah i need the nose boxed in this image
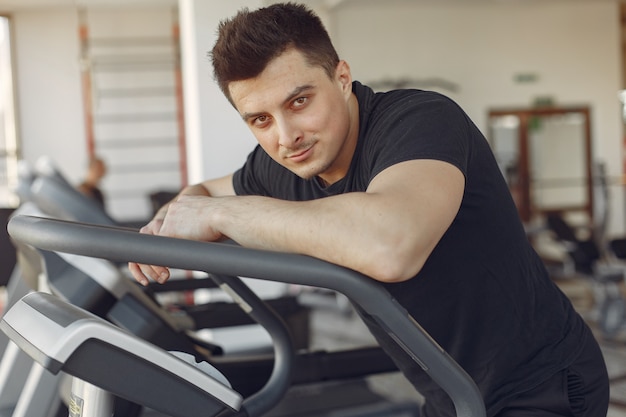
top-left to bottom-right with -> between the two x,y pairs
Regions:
276,117 -> 303,148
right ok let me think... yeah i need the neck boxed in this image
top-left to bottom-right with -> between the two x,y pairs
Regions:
317,93 -> 360,186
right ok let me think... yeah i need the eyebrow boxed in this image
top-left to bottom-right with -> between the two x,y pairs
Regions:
241,84 -> 315,122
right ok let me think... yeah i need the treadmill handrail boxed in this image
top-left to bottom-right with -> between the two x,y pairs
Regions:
7,215 -> 486,417
30,175 -> 117,226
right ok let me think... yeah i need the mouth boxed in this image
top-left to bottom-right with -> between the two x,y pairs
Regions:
288,145 -> 314,163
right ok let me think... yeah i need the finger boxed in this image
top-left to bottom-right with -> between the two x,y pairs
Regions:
153,265 -> 171,284
128,262 -> 171,286
128,262 -> 150,286
139,219 -> 163,235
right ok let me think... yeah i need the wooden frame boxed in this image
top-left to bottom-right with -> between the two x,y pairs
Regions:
488,106 -> 593,223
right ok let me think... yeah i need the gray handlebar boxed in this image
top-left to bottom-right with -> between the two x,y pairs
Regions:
7,215 -> 486,417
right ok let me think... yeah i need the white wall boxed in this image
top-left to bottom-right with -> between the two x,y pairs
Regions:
12,8 -> 86,183
178,0 -> 259,184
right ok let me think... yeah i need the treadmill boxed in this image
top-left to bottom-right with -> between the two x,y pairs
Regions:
2,215 -> 486,417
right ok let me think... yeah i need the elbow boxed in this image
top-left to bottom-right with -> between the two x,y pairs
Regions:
361,242 -> 427,283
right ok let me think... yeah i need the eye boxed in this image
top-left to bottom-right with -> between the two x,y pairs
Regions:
292,96 -> 308,108
252,115 -> 271,128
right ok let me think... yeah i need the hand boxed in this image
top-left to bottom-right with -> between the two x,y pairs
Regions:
158,195 -> 225,242
128,195 -> 225,286
128,215 -> 171,286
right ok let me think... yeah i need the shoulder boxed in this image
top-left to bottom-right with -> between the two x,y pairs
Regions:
378,89 -> 464,122
353,84 -> 477,180
354,82 -> 460,113
355,84 -> 467,134
356,84 -> 468,141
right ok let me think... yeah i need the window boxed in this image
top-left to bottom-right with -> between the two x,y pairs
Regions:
0,15 -> 18,208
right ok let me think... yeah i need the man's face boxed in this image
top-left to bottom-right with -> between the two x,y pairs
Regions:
229,48 -> 358,185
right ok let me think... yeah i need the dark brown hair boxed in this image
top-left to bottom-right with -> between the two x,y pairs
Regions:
210,2 -> 340,104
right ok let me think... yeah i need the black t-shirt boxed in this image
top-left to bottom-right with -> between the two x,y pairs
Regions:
233,82 -> 588,416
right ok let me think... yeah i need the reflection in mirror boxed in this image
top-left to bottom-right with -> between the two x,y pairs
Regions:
529,113 -> 587,212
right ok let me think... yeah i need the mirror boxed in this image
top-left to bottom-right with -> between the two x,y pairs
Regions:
488,107 -> 592,224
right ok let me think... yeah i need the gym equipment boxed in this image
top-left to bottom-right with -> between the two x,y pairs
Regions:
0,208 -> 16,288
0,162 -> 308,416
0,204 -> 65,417
3,264 -> 296,417
7,205 -> 403,415
545,213 -> 626,338
4,215 -> 486,417
0,159 -> 120,417
29,171 -> 117,225
14,157 -> 312,349
0,207 -> 310,417
6,197 -> 400,414
21,157 -> 295,304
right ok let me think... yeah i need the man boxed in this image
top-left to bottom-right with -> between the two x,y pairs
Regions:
130,3 -> 609,416
77,156 -> 107,208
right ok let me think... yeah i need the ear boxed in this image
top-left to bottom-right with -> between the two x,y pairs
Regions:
335,60 -> 352,96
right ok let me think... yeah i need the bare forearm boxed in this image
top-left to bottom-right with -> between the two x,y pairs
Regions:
175,193 -> 431,282
157,161 -> 463,284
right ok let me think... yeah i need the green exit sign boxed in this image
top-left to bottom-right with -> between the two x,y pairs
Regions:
514,73 -> 539,83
